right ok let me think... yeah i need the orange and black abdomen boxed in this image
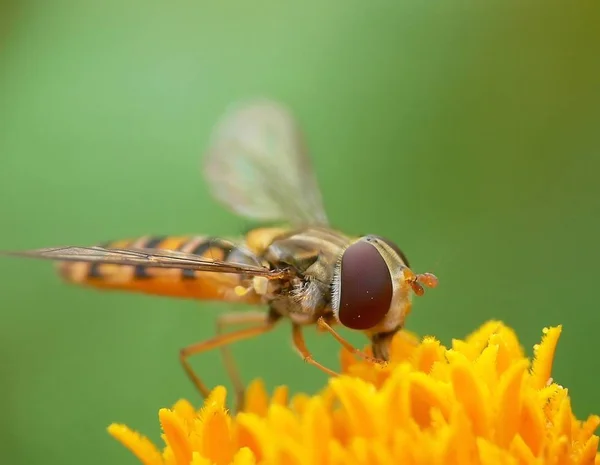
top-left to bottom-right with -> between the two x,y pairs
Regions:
57,235 -> 262,304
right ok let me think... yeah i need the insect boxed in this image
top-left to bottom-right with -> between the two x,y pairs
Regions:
2,99 -> 438,409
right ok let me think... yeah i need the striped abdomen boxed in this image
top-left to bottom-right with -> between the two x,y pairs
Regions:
57,235 -> 263,303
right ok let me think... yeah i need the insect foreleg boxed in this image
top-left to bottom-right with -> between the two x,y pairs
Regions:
316,317 -> 387,366
291,324 -> 339,377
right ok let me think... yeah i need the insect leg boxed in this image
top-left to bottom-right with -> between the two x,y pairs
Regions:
317,317 -> 387,365
215,311 -> 268,411
179,318 -> 276,403
291,324 -> 339,377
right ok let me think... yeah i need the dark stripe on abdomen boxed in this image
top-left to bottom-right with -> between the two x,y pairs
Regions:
88,241 -> 113,279
179,238 -> 256,279
134,236 -> 168,278
180,238 -> 216,279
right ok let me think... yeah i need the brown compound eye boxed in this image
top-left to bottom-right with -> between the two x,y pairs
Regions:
371,235 -> 410,267
336,240 -> 393,330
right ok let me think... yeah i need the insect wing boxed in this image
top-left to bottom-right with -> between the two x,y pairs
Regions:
203,99 -> 329,227
1,246 -> 287,279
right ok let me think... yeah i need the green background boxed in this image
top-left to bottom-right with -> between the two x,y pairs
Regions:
1,1 -> 599,464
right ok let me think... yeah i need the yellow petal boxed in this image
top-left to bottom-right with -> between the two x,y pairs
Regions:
380,363 -> 412,429
477,437 -> 515,465
339,345 -> 356,373
495,360 -> 528,447
243,379 -> 269,416
578,435 -> 599,465
518,390 -> 547,457
271,385 -> 289,406
330,376 -> 383,438
490,325 -> 525,375
189,451 -> 211,465
451,338 -> 479,360
412,336 -> 445,373
301,397 -> 332,465
235,413 -> 269,461
290,392 -> 310,415
232,447 -> 257,465
546,435 -> 569,465
446,404 -> 479,464
549,392 -> 573,445
389,329 -> 419,361
159,409 -> 193,465
198,405 -> 234,465
579,415 -> 600,443
409,371 -> 451,427
463,320 -> 504,357
449,351 -> 491,438
531,326 -> 562,390
508,434 -> 537,465
107,423 -> 164,465
265,404 -> 300,439
473,342 -> 499,388
198,385 -> 228,422
172,399 -> 198,425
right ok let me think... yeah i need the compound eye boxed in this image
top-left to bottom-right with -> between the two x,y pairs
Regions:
372,235 -> 410,267
337,241 -> 393,330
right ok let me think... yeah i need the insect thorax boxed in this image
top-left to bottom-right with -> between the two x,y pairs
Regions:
261,227 -> 352,325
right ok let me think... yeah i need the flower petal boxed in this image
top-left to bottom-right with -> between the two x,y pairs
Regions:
449,351 -> 491,438
231,447 -> 256,465
243,379 -> 269,416
495,359 -> 528,447
108,423 -> 164,465
159,409 -> 193,465
531,326 -> 562,390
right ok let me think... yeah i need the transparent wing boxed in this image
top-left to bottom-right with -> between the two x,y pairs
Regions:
203,99 -> 329,226
1,246 -> 289,279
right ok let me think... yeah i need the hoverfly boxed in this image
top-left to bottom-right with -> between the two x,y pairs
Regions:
3,100 -> 438,408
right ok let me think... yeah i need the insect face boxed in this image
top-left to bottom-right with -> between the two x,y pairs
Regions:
331,235 -> 437,332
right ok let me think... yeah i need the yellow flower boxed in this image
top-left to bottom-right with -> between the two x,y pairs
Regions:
108,321 -> 599,465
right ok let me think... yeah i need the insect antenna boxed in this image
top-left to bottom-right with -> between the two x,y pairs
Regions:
402,269 -> 439,297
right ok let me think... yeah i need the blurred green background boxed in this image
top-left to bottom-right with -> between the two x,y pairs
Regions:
1,1 -> 599,464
